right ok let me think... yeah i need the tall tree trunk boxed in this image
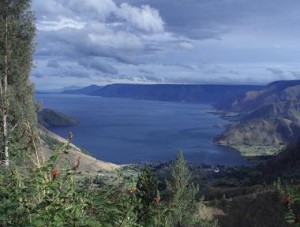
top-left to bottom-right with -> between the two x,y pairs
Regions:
1,14 -> 9,166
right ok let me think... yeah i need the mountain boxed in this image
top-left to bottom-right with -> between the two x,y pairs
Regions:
215,80 -> 300,156
260,139 -> 300,177
38,108 -> 79,128
90,83 -> 262,107
227,80 -> 300,112
61,85 -> 102,95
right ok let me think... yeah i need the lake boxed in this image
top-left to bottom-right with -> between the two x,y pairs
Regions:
36,94 -> 249,165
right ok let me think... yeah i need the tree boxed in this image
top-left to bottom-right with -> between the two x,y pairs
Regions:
136,165 -> 159,225
166,150 -> 199,226
0,0 -> 36,165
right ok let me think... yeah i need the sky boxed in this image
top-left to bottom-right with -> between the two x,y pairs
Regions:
31,0 -> 300,90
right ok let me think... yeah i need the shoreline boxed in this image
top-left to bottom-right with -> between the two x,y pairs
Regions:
210,110 -> 285,162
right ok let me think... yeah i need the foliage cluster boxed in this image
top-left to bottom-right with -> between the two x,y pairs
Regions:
0,0 -> 37,165
281,182 -> 300,226
0,142 -> 218,226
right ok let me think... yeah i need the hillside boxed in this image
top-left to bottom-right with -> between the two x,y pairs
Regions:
216,80 -> 300,156
260,139 -> 300,177
38,108 -> 79,128
38,125 -> 119,172
228,80 -> 300,112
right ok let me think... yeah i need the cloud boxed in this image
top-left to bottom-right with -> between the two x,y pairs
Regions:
37,17 -> 86,31
32,0 -> 300,89
47,60 -> 61,68
267,67 -> 285,78
139,69 -> 154,75
33,0 -> 169,73
119,0 -> 300,42
78,58 -> 118,74
118,3 -> 164,33
179,42 -> 194,49
32,72 -> 44,78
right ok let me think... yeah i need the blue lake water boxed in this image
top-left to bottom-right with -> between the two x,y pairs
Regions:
36,94 -> 249,166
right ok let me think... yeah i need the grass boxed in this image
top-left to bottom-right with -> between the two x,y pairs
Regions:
232,144 -> 286,157
41,134 -> 64,150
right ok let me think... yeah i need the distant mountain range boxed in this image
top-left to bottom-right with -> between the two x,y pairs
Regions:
60,80 -> 300,157
61,85 -> 102,95
61,83 -> 262,107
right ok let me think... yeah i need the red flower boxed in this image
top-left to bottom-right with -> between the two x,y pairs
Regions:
51,169 -> 59,177
284,195 -> 292,206
91,206 -> 97,214
129,187 -> 136,194
154,195 -> 161,203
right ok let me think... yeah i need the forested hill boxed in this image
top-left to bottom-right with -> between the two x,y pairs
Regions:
61,84 -> 262,107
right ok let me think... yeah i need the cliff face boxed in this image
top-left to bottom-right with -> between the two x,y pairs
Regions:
215,81 -> 300,156
38,108 -> 78,128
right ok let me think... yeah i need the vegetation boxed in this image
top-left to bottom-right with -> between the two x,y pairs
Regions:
38,109 -> 78,128
0,140 -> 217,226
165,151 -> 200,226
0,0 -> 36,166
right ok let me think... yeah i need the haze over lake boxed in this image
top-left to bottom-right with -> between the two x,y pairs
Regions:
36,94 -> 248,165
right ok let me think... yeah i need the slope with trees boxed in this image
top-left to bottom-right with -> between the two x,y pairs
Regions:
0,0 -> 37,166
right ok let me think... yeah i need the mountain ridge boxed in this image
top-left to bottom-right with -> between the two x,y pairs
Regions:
215,80 -> 300,156
61,84 -> 102,95
61,83 -> 262,108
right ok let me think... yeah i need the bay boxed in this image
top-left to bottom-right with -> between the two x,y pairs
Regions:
36,94 -> 249,166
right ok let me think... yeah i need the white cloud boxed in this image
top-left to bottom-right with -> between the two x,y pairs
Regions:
34,0 -> 167,67
179,42 -> 194,49
37,17 -> 86,31
88,29 -> 143,50
48,0 -> 165,33
61,0 -> 117,20
118,3 -> 164,33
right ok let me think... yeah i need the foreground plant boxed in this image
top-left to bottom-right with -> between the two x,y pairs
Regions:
284,185 -> 300,226
0,131 -> 91,226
